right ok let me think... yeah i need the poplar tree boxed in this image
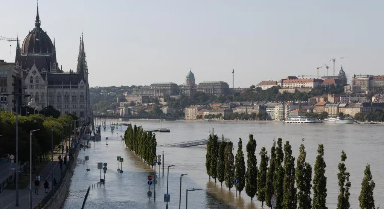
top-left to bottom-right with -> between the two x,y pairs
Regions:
337,151 -> 351,209
257,147 -> 268,207
235,138 -> 245,195
245,134 -> 257,200
359,164 -> 375,209
274,138 -> 284,209
210,134 -> 219,183
265,142 -> 276,207
283,141 -> 296,209
224,141 -> 235,191
313,144 -> 327,209
206,134 -> 212,180
217,141 -> 227,187
296,144 -> 312,209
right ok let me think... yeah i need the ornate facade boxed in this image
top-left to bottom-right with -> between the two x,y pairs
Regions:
15,3 -> 92,123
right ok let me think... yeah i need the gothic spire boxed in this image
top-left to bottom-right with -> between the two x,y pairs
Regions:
35,0 -> 41,28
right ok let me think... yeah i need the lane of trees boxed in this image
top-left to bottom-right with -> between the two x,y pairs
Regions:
206,135 -> 377,209
124,124 -> 157,166
0,110 -> 78,164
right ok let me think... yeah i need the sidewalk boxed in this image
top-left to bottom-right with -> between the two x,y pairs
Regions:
0,152 -> 70,209
0,159 -> 12,192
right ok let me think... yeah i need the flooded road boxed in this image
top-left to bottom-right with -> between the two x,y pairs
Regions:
63,120 -> 384,209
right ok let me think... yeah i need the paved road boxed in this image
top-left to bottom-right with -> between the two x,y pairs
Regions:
0,159 -> 12,189
0,152 -> 69,209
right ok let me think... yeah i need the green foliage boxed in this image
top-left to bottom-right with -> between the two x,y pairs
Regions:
274,138 -> 284,209
210,135 -> 219,183
283,141 -> 296,209
337,151 -> 351,209
296,144 -> 312,209
313,144 -> 327,209
224,142 -> 235,191
265,142 -> 276,207
364,110 -> 384,122
257,147 -> 268,207
123,124 -> 157,166
217,139 -> 227,187
359,164 -> 375,209
0,111 -> 74,163
245,135 -> 257,199
234,138 -> 245,194
206,135 -> 212,180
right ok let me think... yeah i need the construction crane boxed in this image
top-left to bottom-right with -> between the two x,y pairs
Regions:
316,66 -> 323,78
324,64 -> 329,76
329,56 -> 348,76
0,36 -> 18,56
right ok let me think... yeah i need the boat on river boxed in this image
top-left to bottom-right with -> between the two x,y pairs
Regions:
285,116 -> 322,124
324,117 -> 354,124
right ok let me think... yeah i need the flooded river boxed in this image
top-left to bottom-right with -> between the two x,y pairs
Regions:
63,120 -> 384,209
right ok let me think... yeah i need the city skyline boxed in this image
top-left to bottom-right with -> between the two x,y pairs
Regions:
1,0 -> 384,88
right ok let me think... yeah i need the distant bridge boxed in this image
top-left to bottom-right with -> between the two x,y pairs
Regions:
93,115 -> 170,120
162,139 -> 209,148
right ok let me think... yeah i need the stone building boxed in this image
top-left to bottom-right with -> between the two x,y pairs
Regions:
197,81 -> 229,96
180,70 -> 196,96
0,60 -> 23,112
13,3 -> 92,123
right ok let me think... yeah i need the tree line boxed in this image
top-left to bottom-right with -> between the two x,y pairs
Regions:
124,124 -> 157,166
206,135 -> 376,209
0,110 -> 78,163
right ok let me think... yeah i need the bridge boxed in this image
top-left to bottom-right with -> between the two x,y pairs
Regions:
162,139 -> 209,148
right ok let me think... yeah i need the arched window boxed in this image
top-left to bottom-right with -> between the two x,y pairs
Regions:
30,76 -> 33,84
35,77 -> 39,84
35,93 -> 39,103
57,93 -> 61,103
80,94 -> 84,102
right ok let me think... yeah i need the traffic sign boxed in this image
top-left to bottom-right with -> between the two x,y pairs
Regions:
158,162 -> 161,165
147,191 -> 152,198
271,194 -> 277,208
164,194 -> 170,202
9,155 -> 14,160
120,158 -> 124,162
234,179 -> 239,184
117,156 -> 121,161
154,159 -> 157,163
148,180 -> 152,185
10,163 -> 15,170
148,175 -> 153,181
97,162 -> 103,169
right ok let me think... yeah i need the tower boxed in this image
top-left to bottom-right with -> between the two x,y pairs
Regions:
185,69 -> 195,86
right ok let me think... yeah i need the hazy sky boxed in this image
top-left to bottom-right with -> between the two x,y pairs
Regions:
1,0 -> 384,88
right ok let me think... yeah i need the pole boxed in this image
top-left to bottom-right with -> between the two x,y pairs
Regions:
162,151 -> 164,175
154,164 -> 156,201
179,175 -> 182,209
166,166 -> 169,209
186,189 -> 188,209
15,97 -> 19,206
51,127 -> 54,189
29,131 -> 32,209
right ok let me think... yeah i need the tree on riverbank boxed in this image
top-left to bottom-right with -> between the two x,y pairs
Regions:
296,144 -> 312,209
265,141 -> 276,207
206,134 -> 212,181
283,141 -> 296,209
337,151 -> 351,209
235,138 -> 245,195
245,134 -> 257,200
313,144 -> 327,209
224,141 -> 235,191
359,164 -> 375,209
257,147 -> 268,207
210,135 -> 219,183
217,140 -> 227,187
274,138 -> 284,209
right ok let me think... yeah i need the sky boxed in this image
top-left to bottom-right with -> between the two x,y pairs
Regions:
1,0 -> 384,88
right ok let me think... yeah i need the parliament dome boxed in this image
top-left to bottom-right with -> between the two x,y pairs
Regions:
22,4 -> 54,54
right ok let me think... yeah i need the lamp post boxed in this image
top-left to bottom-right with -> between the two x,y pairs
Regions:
166,164 -> 175,209
179,174 -> 187,209
29,129 -> 40,209
186,188 -> 202,209
51,126 -> 54,189
2,91 -> 30,206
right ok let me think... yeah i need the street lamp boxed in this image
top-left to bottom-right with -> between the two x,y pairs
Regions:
29,129 -> 40,209
166,164 -> 175,209
51,126 -> 55,189
2,91 -> 30,206
179,174 -> 188,209
186,188 -> 203,209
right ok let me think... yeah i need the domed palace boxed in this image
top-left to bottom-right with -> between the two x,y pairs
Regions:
14,3 -> 92,123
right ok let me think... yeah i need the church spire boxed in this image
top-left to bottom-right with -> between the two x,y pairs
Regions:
77,33 -> 88,79
35,0 -> 41,28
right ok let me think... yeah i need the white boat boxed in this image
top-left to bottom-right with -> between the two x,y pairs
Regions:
285,116 -> 322,124
325,117 -> 354,124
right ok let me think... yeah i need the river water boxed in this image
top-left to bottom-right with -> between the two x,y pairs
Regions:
63,120 -> 384,209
